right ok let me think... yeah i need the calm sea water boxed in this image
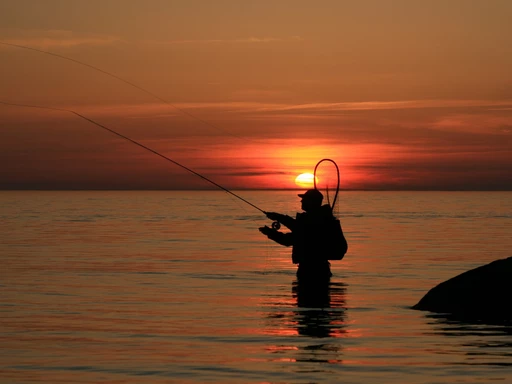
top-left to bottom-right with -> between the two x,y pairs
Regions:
1,190 -> 511,383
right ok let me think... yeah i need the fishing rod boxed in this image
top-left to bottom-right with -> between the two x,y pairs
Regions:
0,41 -> 249,142
0,100 -> 266,214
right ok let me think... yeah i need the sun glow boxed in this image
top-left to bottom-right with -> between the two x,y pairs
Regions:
295,173 -> 316,188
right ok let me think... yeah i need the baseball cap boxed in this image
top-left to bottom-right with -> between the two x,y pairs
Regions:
298,189 -> 323,201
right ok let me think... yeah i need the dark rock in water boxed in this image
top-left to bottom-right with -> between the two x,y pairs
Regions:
413,256 -> 512,322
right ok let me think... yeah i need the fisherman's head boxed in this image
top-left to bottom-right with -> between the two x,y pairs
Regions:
298,189 -> 323,212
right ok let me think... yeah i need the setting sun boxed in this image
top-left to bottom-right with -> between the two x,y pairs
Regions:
295,173 -> 316,188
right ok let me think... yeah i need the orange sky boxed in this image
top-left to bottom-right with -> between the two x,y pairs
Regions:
0,0 -> 511,190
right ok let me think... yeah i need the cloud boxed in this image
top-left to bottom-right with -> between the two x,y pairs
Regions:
102,100 -> 511,124
68,99 -> 512,115
431,114 -> 512,134
200,169 -> 289,177
249,100 -> 512,113
6,97 -> 512,121
148,36 -> 302,45
0,29 -> 121,49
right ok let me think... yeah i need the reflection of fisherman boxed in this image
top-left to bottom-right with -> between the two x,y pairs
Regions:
259,189 -> 348,281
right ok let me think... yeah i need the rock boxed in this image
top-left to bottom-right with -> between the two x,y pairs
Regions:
413,256 -> 512,322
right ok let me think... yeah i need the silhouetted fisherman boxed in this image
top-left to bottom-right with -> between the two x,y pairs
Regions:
259,189 -> 348,281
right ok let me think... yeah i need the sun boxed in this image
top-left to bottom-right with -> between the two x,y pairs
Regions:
295,173 -> 316,188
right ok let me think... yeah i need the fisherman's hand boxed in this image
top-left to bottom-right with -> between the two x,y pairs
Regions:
259,225 -> 274,236
264,211 -> 280,221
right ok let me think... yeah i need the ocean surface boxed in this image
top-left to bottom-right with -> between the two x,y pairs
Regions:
1,190 -> 511,384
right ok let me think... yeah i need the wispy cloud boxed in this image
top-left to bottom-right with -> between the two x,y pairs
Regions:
0,29 -> 121,49
3,99 -> 511,143
249,100 -> 512,113
148,36 -> 303,45
0,30 -> 301,50
111,99 -> 512,115
431,114 -> 512,134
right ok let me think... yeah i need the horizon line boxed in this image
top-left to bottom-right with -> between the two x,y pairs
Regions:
1,188 -> 511,192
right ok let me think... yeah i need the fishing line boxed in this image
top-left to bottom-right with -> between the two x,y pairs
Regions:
0,100 -> 266,214
1,41 -> 284,275
0,41 -> 251,142
314,158 -> 340,210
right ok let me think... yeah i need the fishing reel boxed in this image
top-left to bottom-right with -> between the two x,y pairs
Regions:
271,221 -> 281,230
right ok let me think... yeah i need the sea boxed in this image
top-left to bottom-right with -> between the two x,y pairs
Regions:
1,190 -> 511,384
